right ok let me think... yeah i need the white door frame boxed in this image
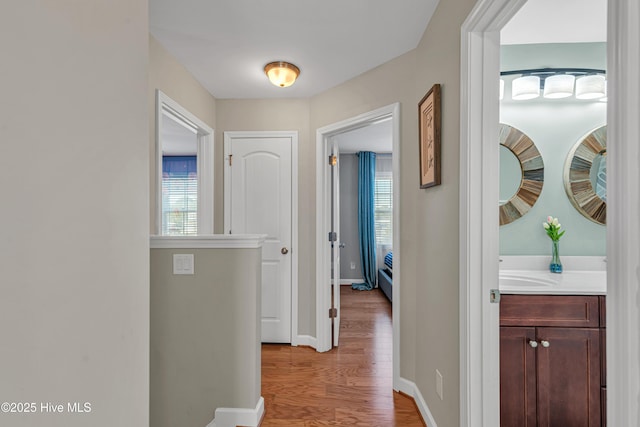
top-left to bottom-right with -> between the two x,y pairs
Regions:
460,1 -> 640,426
315,103 -> 401,390
155,90 -> 214,235
223,131 -> 299,345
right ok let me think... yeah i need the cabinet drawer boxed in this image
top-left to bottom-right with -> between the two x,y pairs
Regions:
500,295 -> 600,327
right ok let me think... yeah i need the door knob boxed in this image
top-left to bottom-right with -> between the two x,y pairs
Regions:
339,242 -> 346,249
541,340 -> 550,348
281,247 -> 289,255
529,340 -> 538,348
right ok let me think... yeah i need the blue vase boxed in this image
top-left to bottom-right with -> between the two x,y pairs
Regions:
550,240 -> 563,273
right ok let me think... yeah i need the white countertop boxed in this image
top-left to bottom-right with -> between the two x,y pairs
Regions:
499,256 -> 607,295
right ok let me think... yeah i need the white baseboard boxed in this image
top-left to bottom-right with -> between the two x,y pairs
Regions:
397,377 -> 437,427
293,334 -> 317,349
340,278 -> 363,285
206,397 -> 264,427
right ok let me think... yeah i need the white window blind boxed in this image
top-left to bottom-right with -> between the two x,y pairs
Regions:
162,156 -> 198,236
374,170 -> 393,246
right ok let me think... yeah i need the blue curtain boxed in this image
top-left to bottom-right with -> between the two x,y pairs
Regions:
162,156 -> 197,177
353,151 -> 377,291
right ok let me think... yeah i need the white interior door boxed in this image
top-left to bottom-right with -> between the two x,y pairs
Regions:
225,133 -> 292,343
331,143 -> 341,347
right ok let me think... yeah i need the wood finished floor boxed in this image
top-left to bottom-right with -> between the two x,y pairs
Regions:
260,287 -> 426,427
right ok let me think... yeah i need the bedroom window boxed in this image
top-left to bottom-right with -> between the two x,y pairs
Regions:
162,156 -> 198,235
374,171 -> 393,246
156,90 -> 214,235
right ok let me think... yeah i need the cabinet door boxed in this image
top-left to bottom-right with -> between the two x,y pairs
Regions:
536,327 -> 601,427
501,327 -> 537,427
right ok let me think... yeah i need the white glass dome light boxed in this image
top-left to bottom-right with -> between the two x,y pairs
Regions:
543,74 -> 575,99
575,74 -> 606,100
511,75 -> 540,100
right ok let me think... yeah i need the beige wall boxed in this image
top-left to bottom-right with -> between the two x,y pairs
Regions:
216,99 -> 314,333
309,0 -> 476,424
150,247 -> 261,427
0,1 -> 149,426
411,1 -> 476,425
148,36 -> 218,233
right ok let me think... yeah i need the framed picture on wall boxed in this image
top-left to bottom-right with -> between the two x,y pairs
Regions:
419,83 -> 441,188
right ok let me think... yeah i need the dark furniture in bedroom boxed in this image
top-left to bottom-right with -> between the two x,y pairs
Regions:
378,252 -> 393,302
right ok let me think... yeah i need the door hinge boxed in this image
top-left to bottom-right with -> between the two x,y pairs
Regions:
329,155 -> 337,166
228,154 -> 233,166
329,307 -> 338,318
490,289 -> 501,304
328,231 -> 337,242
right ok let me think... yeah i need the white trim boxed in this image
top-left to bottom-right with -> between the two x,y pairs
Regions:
340,279 -> 362,285
607,1 -> 640,425
150,234 -> 266,249
294,334 -> 318,348
223,131 -> 299,345
459,1 -> 527,426
315,103 -> 402,391
155,90 -> 214,235
206,397 -> 264,427
396,377 -> 437,427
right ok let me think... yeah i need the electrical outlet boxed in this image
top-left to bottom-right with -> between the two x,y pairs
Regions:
350,261 -> 356,270
436,369 -> 444,400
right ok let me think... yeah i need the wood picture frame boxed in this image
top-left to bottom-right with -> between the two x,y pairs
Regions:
419,84 -> 441,188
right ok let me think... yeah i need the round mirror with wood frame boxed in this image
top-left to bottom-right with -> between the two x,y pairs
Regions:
499,124 -> 545,226
563,125 -> 607,225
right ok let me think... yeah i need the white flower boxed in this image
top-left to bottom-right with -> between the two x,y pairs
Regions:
556,223 -> 561,229
547,215 -> 553,223
552,218 -> 559,226
543,222 -> 550,229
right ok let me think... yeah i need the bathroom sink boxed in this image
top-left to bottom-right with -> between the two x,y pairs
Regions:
499,274 -> 556,288
499,269 -> 606,295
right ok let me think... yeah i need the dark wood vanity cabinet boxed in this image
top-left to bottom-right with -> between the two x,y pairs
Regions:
500,295 -> 606,427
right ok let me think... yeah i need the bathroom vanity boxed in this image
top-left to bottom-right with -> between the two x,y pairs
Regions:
499,257 -> 606,427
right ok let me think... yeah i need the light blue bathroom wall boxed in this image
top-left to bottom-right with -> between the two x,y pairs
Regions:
499,43 -> 607,256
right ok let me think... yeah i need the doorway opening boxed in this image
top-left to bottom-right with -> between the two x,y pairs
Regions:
315,103 -> 401,390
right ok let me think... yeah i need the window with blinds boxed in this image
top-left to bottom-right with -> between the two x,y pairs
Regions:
162,156 -> 197,235
374,173 -> 393,245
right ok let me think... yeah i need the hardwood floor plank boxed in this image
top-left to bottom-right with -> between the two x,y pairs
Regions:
261,287 -> 426,426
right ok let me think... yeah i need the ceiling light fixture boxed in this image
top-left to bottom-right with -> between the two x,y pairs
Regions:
264,61 -> 300,88
501,68 -> 606,101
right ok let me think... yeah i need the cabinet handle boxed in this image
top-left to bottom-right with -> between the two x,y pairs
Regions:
541,340 -> 550,348
529,340 -> 538,348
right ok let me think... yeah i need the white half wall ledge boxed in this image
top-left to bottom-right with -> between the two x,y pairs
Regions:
206,397 -> 265,427
150,234 -> 267,249
397,377 -> 438,427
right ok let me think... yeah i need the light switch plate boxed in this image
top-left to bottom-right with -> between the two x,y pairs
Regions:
173,254 -> 194,275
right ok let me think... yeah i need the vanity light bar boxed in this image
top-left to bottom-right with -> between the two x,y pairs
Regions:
500,68 -> 606,101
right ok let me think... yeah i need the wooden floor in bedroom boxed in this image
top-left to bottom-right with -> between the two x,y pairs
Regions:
260,286 -> 426,427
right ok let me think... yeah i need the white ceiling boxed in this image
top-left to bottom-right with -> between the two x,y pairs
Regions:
501,0 -> 607,45
149,0 -> 439,99
332,118 -> 393,154
153,0 -> 606,152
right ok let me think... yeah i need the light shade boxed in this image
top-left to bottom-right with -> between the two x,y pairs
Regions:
543,74 -> 575,99
264,61 -> 300,88
512,75 -> 540,100
575,75 -> 606,99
